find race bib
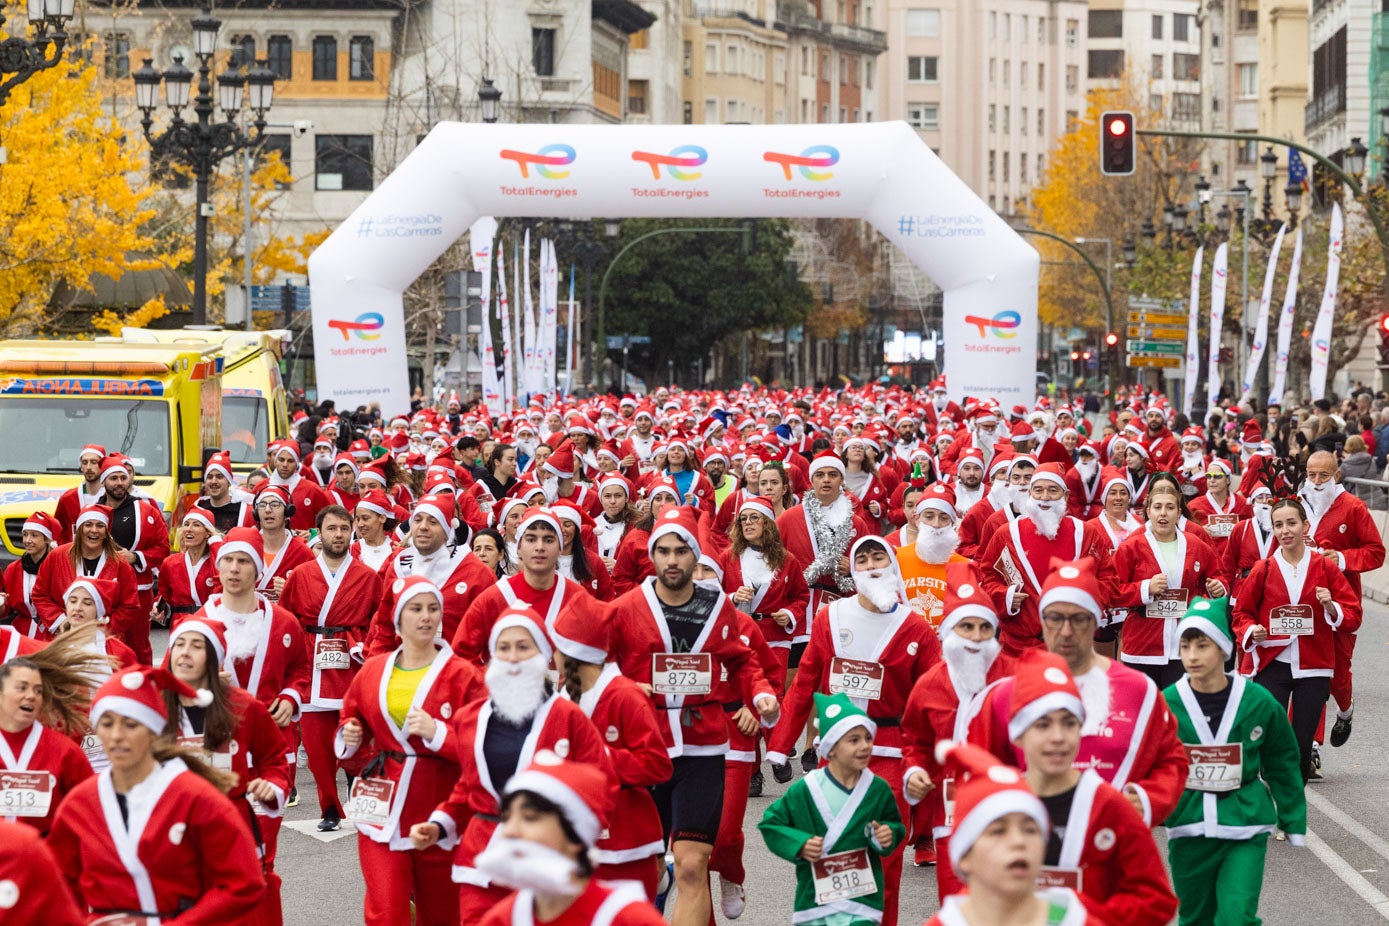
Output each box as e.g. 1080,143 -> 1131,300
995,548 -> 1023,587
80,731 -> 104,762
176,735 -> 233,771
1149,588 -> 1190,619
828,657 -> 884,700
651,654 -> 713,696
315,637 -> 352,671
0,770 -> 53,818
346,776 -> 396,827
812,848 -> 877,905
942,778 -> 956,828
1205,515 -> 1237,539
1185,743 -> 1242,792
1270,604 -> 1315,636
1037,866 -> 1084,893
91,917 -> 150,926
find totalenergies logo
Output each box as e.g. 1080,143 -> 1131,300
1313,338 -> 1330,353
764,145 -> 839,181
499,144 -> 576,179
631,145 -> 708,180
964,311 -> 1022,339
328,312 -> 385,341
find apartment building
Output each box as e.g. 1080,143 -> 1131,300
1198,0 -> 1260,192
1085,0 -> 1201,129
1258,0 -> 1308,155
1306,0 -> 1376,177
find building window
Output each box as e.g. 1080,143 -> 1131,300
821,103 -> 830,122
628,79 -> 648,114
839,54 -> 847,84
706,43 -> 718,73
1037,109 -> 1044,134
1173,13 -> 1195,42
907,104 -> 940,129
1088,10 -> 1122,38
1149,93 -> 1165,113
906,9 -> 940,37
104,32 -> 130,79
989,58 -> 996,83
315,135 -> 372,191
801,46 -> 810,75
1002,106 -> 1010,134
705,99 -> 718,123
1037,154 -> 1044,176
1065,65 -> 1078,92
1037,16 -> 1046,44
1151,54 -> 1164,79
1020,62 -> 1028,87
229,34 -> 255,68
1002,13 -> 1010,41
1002,152 -> 1010,182
312,36 -> 337,81
865,59 -> 874,89
349,36 -> 374,81
1065,110 -> 1079,131
1173,53 -> 1199,81
1087,50 -> 1124,79
683,100 -> 692,124
1171,93 -> 1201,121
267,35 -> 293,79
728,45 -> 740,76
821,52 -> 830,80
839,106 -> 847,122
1152,14 -> 1163,39
1020,106 -> 1028,135
532,28 -> 556,76
1037,62 -> 1044,90
989,12 -> 996,39
775,53 -> 785,84
988,150 -> 996,181
1020,153 -> 1028,184
1003,61 -> 1010,86
1236,140 -> 1256,163
908,56 -> 938,82
258,134 -> 293,189
1237,0 -> 1258,30
988,104 -> 996,132
1065,19 -> 1078,47
1237,62 -> 1258,97
683,41 -> 692,77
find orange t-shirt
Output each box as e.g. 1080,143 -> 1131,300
895,547 -> 969,627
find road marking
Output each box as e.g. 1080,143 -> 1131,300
281,819 -> 355,844
1306,830 -> 1389,921
1309,791 -> 1389,862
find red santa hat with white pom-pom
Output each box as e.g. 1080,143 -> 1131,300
934,739 -> 1050,871
90,666 -> 212,735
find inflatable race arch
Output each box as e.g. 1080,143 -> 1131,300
307,122 -> 1039,415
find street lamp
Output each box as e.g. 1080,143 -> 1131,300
1260,146 -> 1278,182
0,0 -> 76,106
133,7 -> 276,325
1121,237 -> 1137,268
1345,137 -> 1368,178
478,77 -> 501,123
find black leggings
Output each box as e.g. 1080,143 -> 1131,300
1255,661 -> 1332,782
1126,659 -> 1186,691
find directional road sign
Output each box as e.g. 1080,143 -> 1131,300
1126,311 -> 1188,327
1127,340 -> 1185,355
1128,325 -> 1188,340
1127,355 -> 1183,369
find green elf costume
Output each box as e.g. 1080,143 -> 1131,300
1162,597 -> 1307,926
759,692 -> 906,925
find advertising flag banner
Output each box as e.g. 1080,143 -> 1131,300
1240,224 -> 1286,403
1309,204 -> 1342,401
1207,243 -> 1228,409
1269,227 -> 1303,407
470,217 -> 500,415
1183,246 -> 1203,418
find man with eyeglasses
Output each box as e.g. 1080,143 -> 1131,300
1187,459 -> 1251,550
252,484 -> 315,602
968,558 -> 1189,828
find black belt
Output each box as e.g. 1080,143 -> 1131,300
476,811 -> 501,823
93,905 -> 186,918
362,748 -> 447,778
305,625 -> 356,635
722,699 -> 744,712
870,716 -> 901,728
169,604 -> 200,614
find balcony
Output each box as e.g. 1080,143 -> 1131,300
686,0 -> 769,27
778,10 -> 888,55
1305,83 -> 1346,133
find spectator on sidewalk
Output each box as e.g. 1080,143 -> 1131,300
1341,436 -> 1386,510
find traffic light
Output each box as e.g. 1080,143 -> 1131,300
1100,111 -> 1135,176
1104,332 -> 1119,347
1378,314 -> 1389,368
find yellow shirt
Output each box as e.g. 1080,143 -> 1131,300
895,547 -> 969,627
386,663 -> 430,726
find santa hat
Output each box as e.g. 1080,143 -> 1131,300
78,443 -> 107,463
21,511 -> 58,543
935,739 -> 1049,870
413,493 -> 459,532
503,751 -> 613,847
494,497 -> 529,529
96,455 -> 129,486
738,495 -> 777,523
1008,420 -> 1036,443
957,447 -> 985,471
356,489 -> 394,520
939,561 -> 999,636
551,499 -> 595,531
543,444 -> 576,479
333,452 -> 360,476
181,506 -> 217,534
647,476 -> 683,504
647,507 -> 701,559
1007,650 -> 1084,740
356,466 -> 389,488
1100,466 -> 1129,500
808,450 -> 846,478
63,578 -> 118,626
551,602 -> 608,665
255,483 -> 293,509
970,406 -> 999,426
1126,441 -> 1150,460
168,616 -> 229,667
391,576 -> 445,630
1037,558 -> 1104,622
595,473 -> 631,498
1177,596 -> 1233,657
915,482 -> 957,520
217,527 -> 266,577
424,471 -> 456,496
269,439 -> 301,462
814,691 -> 877,759
313,436 -> 334,451
1241,419 -> 1264,444
986,453 -> 1014,480
848,535 -> 902,582
74,504 -> 112,531
1028,462 -> 1068,491
91,666 -> 212,735
517,506 -> 562,538
489,604 -> 553,662
1180,427 -> 1205,444
204,450 -> 235,483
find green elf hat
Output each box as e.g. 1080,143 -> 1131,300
814,691 -> 877,759
1176,596 -> 1232,657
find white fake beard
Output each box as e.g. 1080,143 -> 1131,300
1302,482 -> 1335,516
941,631 -> 1000,697
541,476 -> 560,505
1075,669 -> 1111,738
853,568 -> 902,612
987,482 -> 1012,508
1008,485 -> 1030,508
313,451 -> 333,469
516,438 -> 538,457
1240,446 -> 1254,464
474,837 -> 582,897
486,654 -> 550,725
1075,459 -> 1099,483
1254,504 -> 1273,532
1181,450 -> 1205,469
915,524 -> 960,565
1024,497 -> 1065,540
976,429 -> 997,450
223,610 -> 265,663
933,395 -> 948,411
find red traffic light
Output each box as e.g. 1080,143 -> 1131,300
1099,111 -> 1135,176
1105,332 -> 1119,346
1082,351 -> 1093,360
1070,351 -> 1080,360
1108,118 -> 1129,137
1380,313 -> 1389,333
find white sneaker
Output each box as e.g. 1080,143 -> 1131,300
719,875 -> 745,919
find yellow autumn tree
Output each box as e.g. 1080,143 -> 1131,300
0,44 -> 163,336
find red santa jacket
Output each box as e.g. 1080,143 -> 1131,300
977,516 -> 1118,655
1141,427 -> 1181,473
336,646 -> 484,849
53,484 -> 102,545
200,594 -> 312,719
776,498 -> 873,631
1220,517 -> 1276,600
0,626 -> 45,663
957,491 -> 1009,560
47,761 -> 266,921
1231,551 -> 1362,677
2,555 -> 46,638
431,694 -> 610,887
971,658 -> 1189,825
366,542 -> 498,656
478,879 -> 665,926
156,549 -> 221,617
1186,491 -> 1252,549
721,607 -> 788,745
765,597 -> 943,764
611,527 -> 653,595
721,547 -> 810,646
609,579 -> 777,758
327,486 -> 360,512
1039,770 -> 1179,926
108,496 -> 169,593
280,554 -> 383,709
1113,527 -> 1227,665
256,534 -> 316,595
0,819 -> 86,925
1305,487 -> 1386,598
0,720 -> 92,835
571,664 -> 672,866
268,474 -> 330,532
174,685 -> 293,827
31,547 -> 142,645
451,572 -> 606,667
1065,466 -> 1105,521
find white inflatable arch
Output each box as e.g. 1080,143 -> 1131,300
308,122 -> 1038,414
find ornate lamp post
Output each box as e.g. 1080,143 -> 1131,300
0,0 -> 75,105
478,77 -> 501,123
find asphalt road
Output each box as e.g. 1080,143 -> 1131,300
174,599 -> 1389,925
